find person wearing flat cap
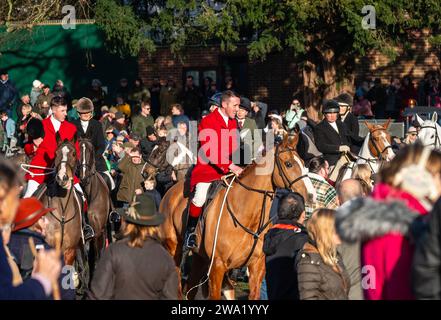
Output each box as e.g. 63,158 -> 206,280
72,97 -> 115,192
89,193 -> 179,300
313,99 -> 352,167
8,198 -> 75,299
235,96 -> 263,166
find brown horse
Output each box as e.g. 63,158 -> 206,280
159,134 -> 314,300
37,137 -> 82,267
78,138 -> 110,264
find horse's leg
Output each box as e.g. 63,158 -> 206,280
208,258 -> 227,300
247,255 -> 265,300
64,248 -> 76,266
222,275 -> 236,300
185,254 -> 208,300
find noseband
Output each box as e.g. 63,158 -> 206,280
420,125 -> 440,148
275,144 -> 308,189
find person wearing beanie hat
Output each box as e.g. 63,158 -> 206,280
89,193 -> 178,299
72,97 -> 115,191
313,99 -> 352,167
334,92 -> 362,153
117,147 -> 146,207
7,198 -> 75,300
30,80 -> 43,107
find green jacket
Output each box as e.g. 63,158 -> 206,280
117,155 -> 146,203
131,114 -> 154,138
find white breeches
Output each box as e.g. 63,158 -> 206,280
192,182 -> 212,207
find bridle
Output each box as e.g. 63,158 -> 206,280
420,124 -> 440,148
368,127 -> 393,161
274,143 -> 309,189
78,140 -> 96,187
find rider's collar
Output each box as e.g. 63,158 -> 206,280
217,108 -> 229,126
50,115 -> 62,132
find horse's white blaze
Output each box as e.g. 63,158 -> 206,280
293,155 -> 317,203
82,143 -> 86,177
58,145 -> 69,181
380,131 -> 395,160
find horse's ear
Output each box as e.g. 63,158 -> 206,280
383,118 -> 392,129
432,112 -> 438,123
364,121 -> 372,131
289,133 -> 300,148
56,132 -> 62,146
415,114 -> 424,126
281,133 -> 289,147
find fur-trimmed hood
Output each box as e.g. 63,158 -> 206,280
335,197 -> 420,243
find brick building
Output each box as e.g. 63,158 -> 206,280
138,35 -> 440,113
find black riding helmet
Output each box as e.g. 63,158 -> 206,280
26,118 -> 45,140
322,99 -> 340,114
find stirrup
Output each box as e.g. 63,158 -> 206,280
184,231 -> 197,249
83,224 -> 95,241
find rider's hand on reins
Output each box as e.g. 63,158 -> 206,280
228,163 -> 244,177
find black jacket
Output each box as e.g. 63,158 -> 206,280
313,119 -> 351,166
73,119 -> 107,172
263,220 -> 308,300
8,229 -> 75,300
342,112 -> 363,152
140,138 -> 159,162
88,237 -> 178,300
412,198 -> 441,299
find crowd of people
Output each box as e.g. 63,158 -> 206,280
2,66 -> 441,300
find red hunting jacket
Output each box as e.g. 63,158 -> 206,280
25,117 -> 80,184
190,109 -> 238,190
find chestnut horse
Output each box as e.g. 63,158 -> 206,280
37,137 -> 82,267
78,138 -> 110,266
159,134 -> 314,299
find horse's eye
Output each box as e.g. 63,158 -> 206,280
285,161 -> 292,168
431,134 -> 435,139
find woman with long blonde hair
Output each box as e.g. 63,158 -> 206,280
351,163 -> 373,195
297,209 -> 350,300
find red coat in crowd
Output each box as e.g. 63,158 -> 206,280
190,108 -> 238,190
25,116 -> 80,184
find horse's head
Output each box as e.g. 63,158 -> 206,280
364,119 -> 395,161
78,137 -> 95,181
272,133 -> 316,204
142,137 -> 171,180
418,113 -> 441,149
54,133 -> 77,189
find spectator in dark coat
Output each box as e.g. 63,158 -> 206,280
180,75 -> 202,120
366,78 -> 388,118
0,159 -> 61,299
0,69 -> 18,115
140,126 -> 159,161
263,192 -> 309,300
297,209 -> 350,300
412,197 -> 441,299
89,193 -> 179,299
170,103 -> 190,128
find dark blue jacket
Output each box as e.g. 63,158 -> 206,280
0,232 -> 48,300
0,80 -> 18,113
8,229 -> 76,300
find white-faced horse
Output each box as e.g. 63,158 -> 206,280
332,120 -> 395,186
416,113 -> 441,149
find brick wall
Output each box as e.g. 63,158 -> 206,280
138,38 -> 440,113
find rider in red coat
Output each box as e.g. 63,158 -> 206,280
185,90 -> 244,249
22,96 -> 94,240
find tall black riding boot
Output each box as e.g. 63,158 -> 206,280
184,215 -> 199,249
